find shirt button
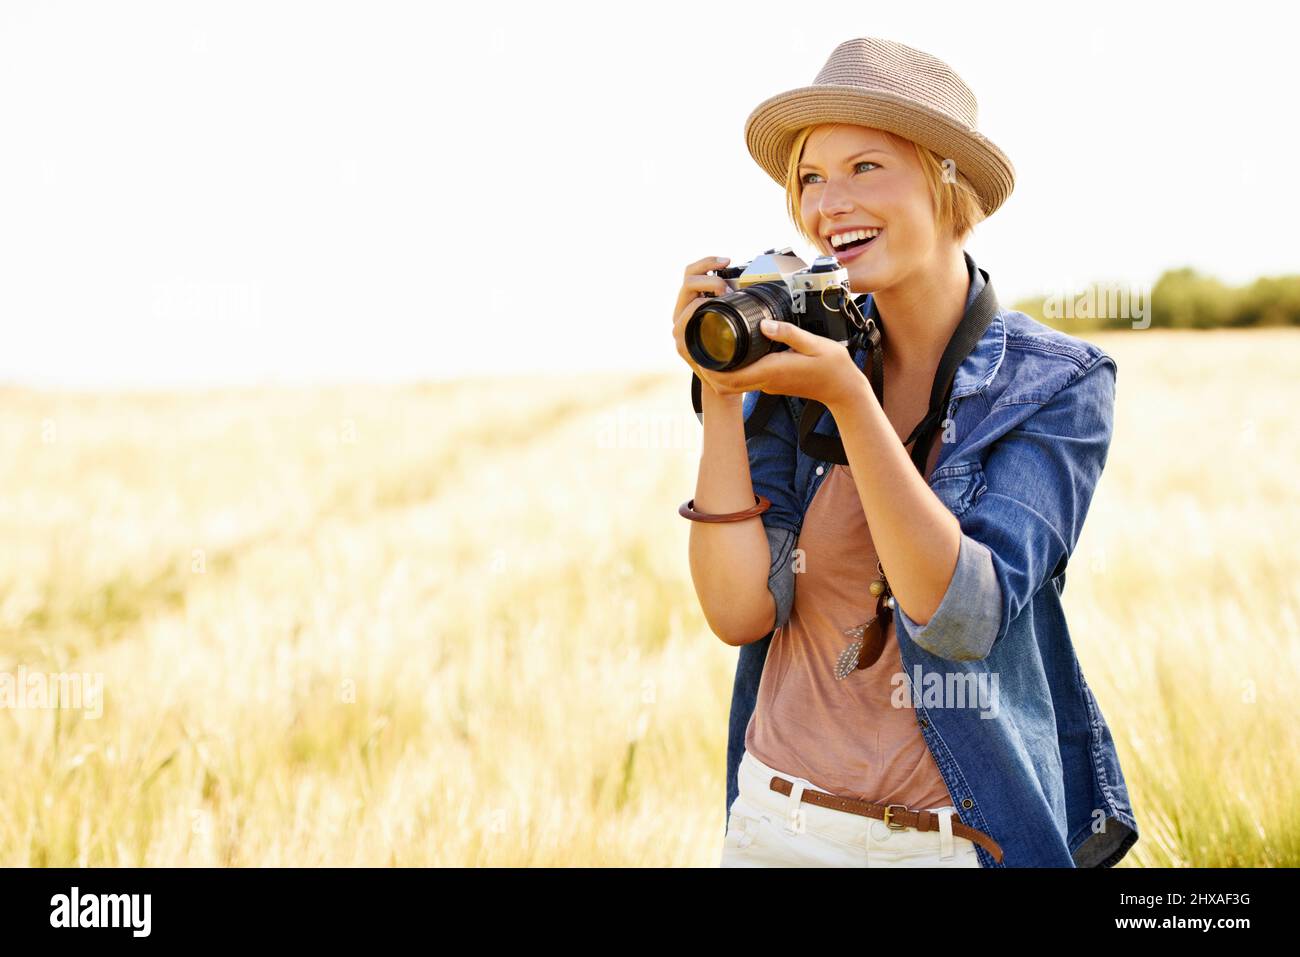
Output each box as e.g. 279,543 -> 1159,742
816,466 -> 824,475
961,798 -> 974,810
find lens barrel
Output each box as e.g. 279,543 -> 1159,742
685,282 -> 792,371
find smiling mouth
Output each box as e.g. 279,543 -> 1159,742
828,229 -> 883,256
829,231 -> 881,260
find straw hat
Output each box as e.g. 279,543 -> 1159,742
744,37 -> 1015,218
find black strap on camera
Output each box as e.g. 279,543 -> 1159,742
691,258 -> 1000,475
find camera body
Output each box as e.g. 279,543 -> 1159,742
685,247 -> 862,371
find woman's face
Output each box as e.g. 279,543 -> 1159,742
797,123 -> 944,293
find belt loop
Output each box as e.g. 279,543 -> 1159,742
785,779 -> 807,835
938,807 -> 955,860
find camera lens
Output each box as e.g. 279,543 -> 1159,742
686,282 -> 792,371
697,311 -> 737,365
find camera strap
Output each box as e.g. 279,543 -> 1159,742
691,259 -> 999,475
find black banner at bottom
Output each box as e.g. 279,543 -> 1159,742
0,865 -> 1285,942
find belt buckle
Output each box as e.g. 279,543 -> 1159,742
882,803 -> 909,830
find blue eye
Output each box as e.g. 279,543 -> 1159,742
800,161 -> 878,186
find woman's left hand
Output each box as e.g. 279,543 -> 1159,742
702,318 -> 865,410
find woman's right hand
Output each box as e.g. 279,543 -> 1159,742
672,256 -> 746,403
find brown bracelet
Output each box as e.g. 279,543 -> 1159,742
678,494 -> 771,523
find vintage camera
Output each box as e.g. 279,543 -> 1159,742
685,247 -> 863,371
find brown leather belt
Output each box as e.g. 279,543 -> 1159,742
767,775 -> 1005,864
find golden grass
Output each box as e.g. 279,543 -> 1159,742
1,330 -> 1297,866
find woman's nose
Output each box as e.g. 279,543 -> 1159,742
818,178 -> 855,217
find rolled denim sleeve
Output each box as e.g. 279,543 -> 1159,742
742,390 -> 802,633
894,533 -> 1002,660
895,356 -> 1117,661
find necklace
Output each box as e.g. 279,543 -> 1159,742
833,558 -> 896,680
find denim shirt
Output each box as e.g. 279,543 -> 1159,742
724,251 -> 1139,867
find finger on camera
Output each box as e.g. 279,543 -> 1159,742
675,279 -> 726,317
676,259 -> 730,312
681,274 -> 730,298
684,255 -> 729,278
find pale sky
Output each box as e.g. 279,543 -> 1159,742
1,0 -> 1295,389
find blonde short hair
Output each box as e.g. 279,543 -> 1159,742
783,125 -> 985,249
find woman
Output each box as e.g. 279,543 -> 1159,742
672,38 -> 1139,867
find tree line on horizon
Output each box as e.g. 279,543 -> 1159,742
1013,267 -> 1300,332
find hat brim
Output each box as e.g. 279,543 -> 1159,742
744,84 -> 1015,218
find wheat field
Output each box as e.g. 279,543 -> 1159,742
1,329 -> 1297,866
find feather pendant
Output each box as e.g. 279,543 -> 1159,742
833,594 -> 889,679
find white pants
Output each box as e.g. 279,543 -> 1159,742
720,749 -> 982,867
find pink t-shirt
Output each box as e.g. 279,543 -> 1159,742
744,439 -> 953,809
